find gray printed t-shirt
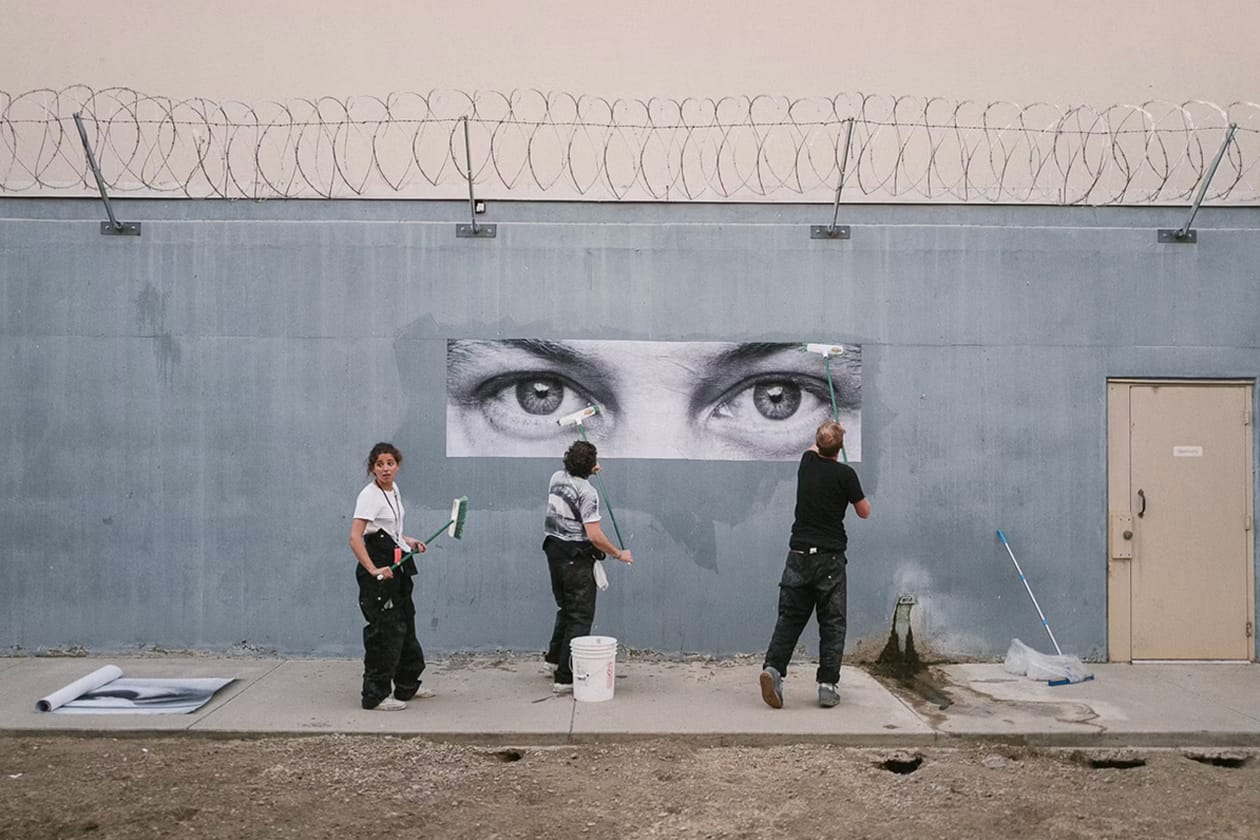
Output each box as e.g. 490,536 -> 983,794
544,469 -> 601,541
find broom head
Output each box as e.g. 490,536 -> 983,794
448,496 -> 468,539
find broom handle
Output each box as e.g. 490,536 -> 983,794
376,545 -> 419,578
997,530 -> 1062,655
423,520 -> 454,544
385,548 -> 418,573
388,523 -> 449,570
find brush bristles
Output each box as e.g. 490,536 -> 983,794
448,496 -> 469,539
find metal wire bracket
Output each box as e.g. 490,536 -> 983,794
456,116 -> 496,239
1157,228 -> 1197,244
1159,122 -> 1238,244
811,118 -> 855,241
810,224 -> 851,240
73,113 -> 140,236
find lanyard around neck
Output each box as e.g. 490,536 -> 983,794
377,482 -> 401,541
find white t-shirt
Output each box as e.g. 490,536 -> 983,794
544,470 -> 600,542
353,481 -> 406,547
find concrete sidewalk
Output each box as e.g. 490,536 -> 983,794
3,655 -> 1259,747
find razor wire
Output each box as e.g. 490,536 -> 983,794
2,85 -> 1258,204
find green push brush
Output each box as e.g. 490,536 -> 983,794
377,496 -> 468,578
425,495 -> 469,544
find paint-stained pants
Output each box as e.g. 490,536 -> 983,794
763,550 -> 848,685
543,536 -> 597,685
357,569 -> 426,709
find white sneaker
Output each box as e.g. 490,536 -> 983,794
552,682 -> 573,695
409,688 -> 435,700
372,696 -> 407,711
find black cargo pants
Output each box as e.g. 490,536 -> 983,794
543,535 -> 598,685
357,532 -> 426,709
763,548 -> 848,685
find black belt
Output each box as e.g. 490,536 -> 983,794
790,546 -> 840,555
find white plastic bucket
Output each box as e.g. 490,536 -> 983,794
570,635 -> 618,702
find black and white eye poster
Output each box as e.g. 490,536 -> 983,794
446,339 -> 861,461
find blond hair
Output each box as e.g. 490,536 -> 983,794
815,421 -> 845,458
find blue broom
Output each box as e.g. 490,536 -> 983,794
997,529 -> 1094,685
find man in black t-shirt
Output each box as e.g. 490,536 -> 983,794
760,420 -> 871,709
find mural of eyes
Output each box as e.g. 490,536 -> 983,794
446,339 -> 863,460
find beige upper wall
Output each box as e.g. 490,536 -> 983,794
3,0 -> 1258,105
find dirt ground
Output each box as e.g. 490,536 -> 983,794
3,735 -> 1259,840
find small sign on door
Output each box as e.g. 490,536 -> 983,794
1173,445 -> 1204,457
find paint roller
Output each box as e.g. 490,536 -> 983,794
556,405 -> 600,427
803,343 -> 845,358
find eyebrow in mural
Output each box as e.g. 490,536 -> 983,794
446,339 -> 862,461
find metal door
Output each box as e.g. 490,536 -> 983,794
1107,381 -> 1254,660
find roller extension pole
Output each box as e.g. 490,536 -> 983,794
577,424 -> 625,549
802,343 -> 849,463
556,405 -> 625,549
823,355 -> 849,464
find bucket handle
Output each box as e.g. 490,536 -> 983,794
568,654 -> 590,682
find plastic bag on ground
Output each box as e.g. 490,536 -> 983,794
1003,638 -> 1094,685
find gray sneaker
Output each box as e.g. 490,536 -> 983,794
818,682 -> 840,708
759,666 -> 784,709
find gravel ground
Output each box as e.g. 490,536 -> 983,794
3,735 -> 1258,839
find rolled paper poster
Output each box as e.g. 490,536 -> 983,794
36,664 -> 123,712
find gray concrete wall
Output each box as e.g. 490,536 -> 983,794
3,199 -> 1258,660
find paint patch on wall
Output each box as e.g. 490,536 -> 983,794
446,339 -> 862,461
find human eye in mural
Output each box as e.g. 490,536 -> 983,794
446,339 -> 861,461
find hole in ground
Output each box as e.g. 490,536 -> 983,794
1070,750 -> 1146,770
1086,757 -> 1146,770
490,749 -> 523,763
1186,754 -> 1251,769
882,755 -> 923,775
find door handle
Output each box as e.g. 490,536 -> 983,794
1137,489 -> 1146,518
